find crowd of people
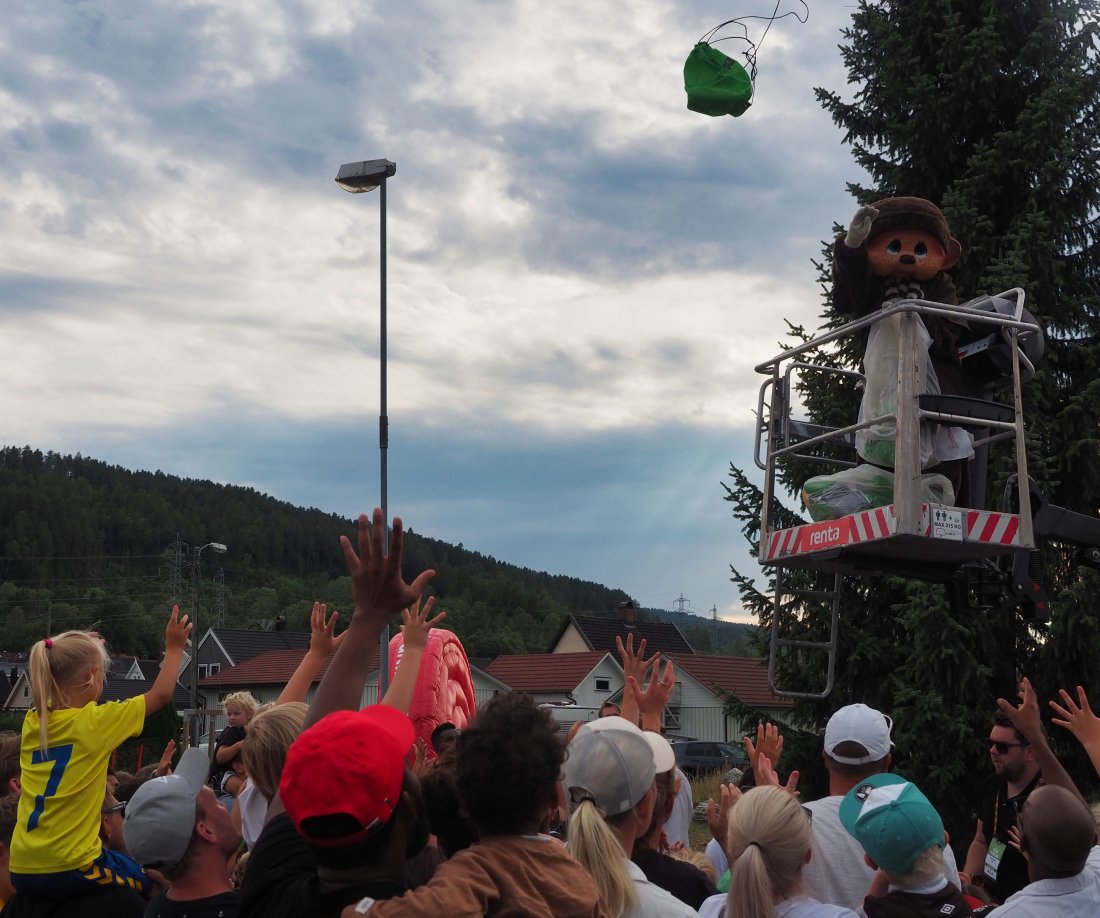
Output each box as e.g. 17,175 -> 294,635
1,507 -> 1100,917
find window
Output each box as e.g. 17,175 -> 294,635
594,677 -> 611,692
208,663 -> 220,675
197,664 -> 208,679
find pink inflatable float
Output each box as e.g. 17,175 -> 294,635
387,627 -> 476,753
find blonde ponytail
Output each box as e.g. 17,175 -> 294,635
566,799 -> 637,918
726,786 -> 812,918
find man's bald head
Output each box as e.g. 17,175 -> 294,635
1020,785 -> 1095,880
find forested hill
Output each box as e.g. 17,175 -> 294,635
0,447 -> 756,658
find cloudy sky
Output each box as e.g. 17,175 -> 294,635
1,1 -> 867,623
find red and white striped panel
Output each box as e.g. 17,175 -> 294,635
761,526 -> 801,562
965,510 -> 1020,545
847,505 -> 896,544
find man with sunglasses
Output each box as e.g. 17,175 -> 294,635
961,710 -> 1043,904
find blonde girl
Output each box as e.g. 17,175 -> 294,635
713,785 -> 857,918
10,607 -> 191,897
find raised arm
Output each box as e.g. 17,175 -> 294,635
615,633 -> 659,727
381,596 -> 446,714
144,606 -> 192,714
304,510 -> 434,730
996,676 -> 1086,806
276,602 -> 345,705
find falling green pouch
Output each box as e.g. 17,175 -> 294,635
683,42 -> 753,117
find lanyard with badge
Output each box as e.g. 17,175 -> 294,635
983,787 -> 1009,883
983,780 -> 1042,883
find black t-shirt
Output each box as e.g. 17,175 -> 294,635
977,771 -> 1043,903
144,892 -> 240,918
209,726 -> 247,788
238,813 -> 404,918
632,848 -> 718,910
1,888 -> 146,918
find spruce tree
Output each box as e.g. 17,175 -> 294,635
726,0 -> 1100,836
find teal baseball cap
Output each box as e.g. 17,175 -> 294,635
839,773 -> 945,874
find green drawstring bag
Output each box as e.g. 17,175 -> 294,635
683,42 -> 753,117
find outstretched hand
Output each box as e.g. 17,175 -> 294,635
341,510 -> 435,624
155,739 -> 177,777
401,595 -> 447,651
628,659 -> 676,731
996,676 -> 1043,743
616,633 -> 659,725
707,782 -> 743,846
755,753 -> 800,796
1050,685 -> 1100,750
308,602 -> 344,658
164,605 -> 193,653
746,721 -> 784,774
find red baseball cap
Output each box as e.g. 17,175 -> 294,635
280,704 -> 414,847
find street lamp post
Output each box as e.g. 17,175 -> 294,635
336,158 -> 397,695
190,540 -> 227,746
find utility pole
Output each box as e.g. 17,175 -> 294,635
673,594 -> 691,615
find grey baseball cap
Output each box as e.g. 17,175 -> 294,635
123,747 -> 209,869
564,725 -> 656,817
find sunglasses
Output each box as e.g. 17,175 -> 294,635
989,740 -> 1028,754
101,801 -> 126,816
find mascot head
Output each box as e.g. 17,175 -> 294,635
864,196 -> 961,282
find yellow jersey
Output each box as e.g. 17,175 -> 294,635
11,695 -> 146,874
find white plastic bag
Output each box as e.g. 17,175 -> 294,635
855,313 -> 938,468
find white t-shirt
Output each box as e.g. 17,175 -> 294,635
666,767 -> 694,848
705,836 -> 729,882
625,858 -> 699,917
991,869 -> 1100,918
801,795 -> 959,909
237,778 -> 270,850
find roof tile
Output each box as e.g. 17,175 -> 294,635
485,652 -> 612,693
198,647 -> 369,690
667,654 -> 792,707
210,628 -> 311,665
562,614 -> 695,656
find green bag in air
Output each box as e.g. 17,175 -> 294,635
683,42 -> 753,117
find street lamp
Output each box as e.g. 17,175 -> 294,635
336,157 -> 396,695
190,540 -> 227,747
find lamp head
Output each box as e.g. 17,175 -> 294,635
210,542 -> 228,554
336,159 -> 397,193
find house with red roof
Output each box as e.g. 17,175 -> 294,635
484,651 -> 624,725
661,653 -> 793,742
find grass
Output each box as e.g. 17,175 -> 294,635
687,770 -> 729,851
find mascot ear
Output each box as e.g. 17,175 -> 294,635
943,235 -> 962,270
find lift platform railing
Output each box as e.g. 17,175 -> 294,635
754,289 -> 1040,550
752,289 -> 1041,699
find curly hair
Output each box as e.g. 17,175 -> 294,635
456,692 -> 563,836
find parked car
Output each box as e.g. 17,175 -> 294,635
670,740 -> 748,777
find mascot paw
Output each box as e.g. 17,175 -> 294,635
844,204 -> 881,248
